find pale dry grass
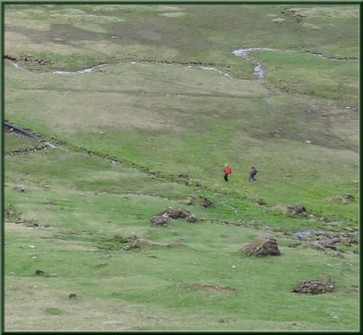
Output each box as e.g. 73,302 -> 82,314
302,22 -> 321,30
4,8 -> 45,19
8,91 -> 186,133
315,104 -> 358,148
5,61 -> 268,134
288,6 -> 358,19
4,17 -> 50,30
159,12 -> 186,18
48,13 -> 124,23
157,5 -> 183,12
4,31 -> 82,55
4,276 -> 168,331
5,274 -> 347,331
4,222 -> 39,234
90,5 -> 122,13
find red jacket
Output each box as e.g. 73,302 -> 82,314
224,166 -> 232,175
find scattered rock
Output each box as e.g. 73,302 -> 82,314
281,8 -> 306,22
272,18 -> 285,24
242,236 -> 281,256
330,250 -> 344,258
311,232 -> 357,250
268,129 -> 282,137
4,204 -> 21,220
152,207 -> 198,224
201,197 -> 213,207
186,214 -> 197,223
319,215 -> 330,222
122,238 -> 152,251
184,197 -> 194,205
256,198 -> 266,205
4,54 -> 17,62
292,229 -> 358,252
272,204 -> 306,216
292,278 -> 337,294
25,221 -> 40,228
311,240 -> 337,250
34,269 -> 57,277
150,213 -> 169,225
184,195 -> 213,207
159,207 -> 191,219
14,185 -> 25,192
330,194 -> 355,203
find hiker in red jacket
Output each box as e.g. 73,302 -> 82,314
223,164 -> 232,182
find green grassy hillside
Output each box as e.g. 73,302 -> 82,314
3,4 -> 359,331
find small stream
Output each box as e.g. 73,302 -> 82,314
49,48 -> 273,80
52,63 -> 108,74
232,47 -> 277,80
7,47 -> 356,81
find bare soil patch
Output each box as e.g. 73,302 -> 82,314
189,283 -> 236,293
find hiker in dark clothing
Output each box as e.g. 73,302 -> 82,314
224,164 -> 232,182
249,166 -> 258,181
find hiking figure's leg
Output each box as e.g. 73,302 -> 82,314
224,174 -> 228,182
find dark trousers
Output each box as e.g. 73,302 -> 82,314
224,174 -> 229,182
249,174 -> 256,181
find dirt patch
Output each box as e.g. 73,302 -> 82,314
189,283 -> 236,293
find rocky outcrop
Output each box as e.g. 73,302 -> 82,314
242,236 -> 281,256
292,278 -> 337,294
151,207 -> 198,225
